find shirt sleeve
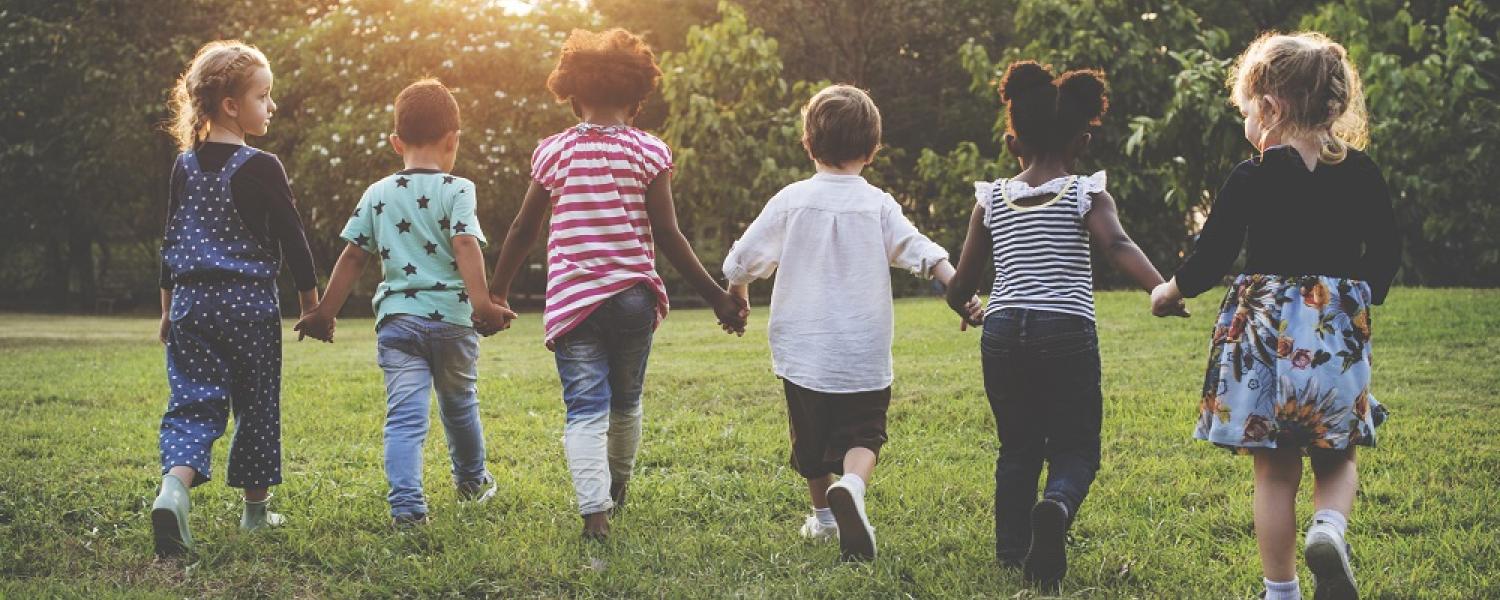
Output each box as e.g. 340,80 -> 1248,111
1174,163 -> 1253,298
723,195 -> 786,286
530,135 -> 561,190
340,184 -> 378,252
1356,160 -> 1400,304
256,154 -> 319,291
882,194 -> 950,279
159,157 -> 184,290
639,136 -> 674,184
447,178 -> 486,246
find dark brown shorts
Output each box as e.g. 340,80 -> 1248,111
783,379 -> 891,479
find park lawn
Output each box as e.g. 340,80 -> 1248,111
0,288 -> 1496,598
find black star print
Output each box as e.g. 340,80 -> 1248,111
442,175 -> 454,184
423,241 -> 438,255
457,291 -> 469,303
402,263 -> 417,275
438,217 -> 451,231
403,289 -> 419,299
373,201 -> 386,215
352,233 -> 370,247
453,221 -> 468,233
396,176 -> 409,188
417,195 -> 430,209
427,310 -> 443,321
396,219 -> 412,233
353,207 -> 361,217
432,282 -> 447,291
380,247 -> 391,260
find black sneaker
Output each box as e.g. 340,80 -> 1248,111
1023,499 -> 1069,586
392,512 -> 429,528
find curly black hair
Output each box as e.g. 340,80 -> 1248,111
546,28 -> 662,117
999,60 -> 1109,158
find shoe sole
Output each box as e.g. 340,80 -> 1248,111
1023,501 -> 1067,585
1306,536 -> 1358,600
826,486 -> 874,561
150,507 -> 188,558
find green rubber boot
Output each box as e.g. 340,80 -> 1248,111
150,475 -> 193,557
240,495 -> 286,531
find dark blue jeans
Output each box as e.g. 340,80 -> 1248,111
980,308 -> 1102,563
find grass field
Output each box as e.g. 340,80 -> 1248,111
1,288 -> 1496,598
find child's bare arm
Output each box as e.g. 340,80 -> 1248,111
946,204 -> 987,313
487,181 -> 550,307
645,176 -> 746,331
158,289 -> 172,344
453,235 -> 515,336
1083,190 -> 1187,317
295,243 -> 369,342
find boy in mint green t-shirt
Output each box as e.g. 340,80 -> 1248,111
297,79 -> 514,525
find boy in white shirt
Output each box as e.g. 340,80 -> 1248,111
724,84 -> 981,561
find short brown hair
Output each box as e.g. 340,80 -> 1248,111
546,28 -> 661,115
394,78 -> 460,146
801,85 -> 882,167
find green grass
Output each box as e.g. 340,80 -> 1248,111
1,288 -> 1496,598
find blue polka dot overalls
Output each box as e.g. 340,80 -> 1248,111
159,146 -> 284,489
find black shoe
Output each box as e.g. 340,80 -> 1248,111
609,478 -> 629,514
1023,499 -> 1068,586
392,512 -> 429,528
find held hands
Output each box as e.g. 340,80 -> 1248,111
472,295 -> 518,337
714,289 -> 750,336
1150,281 -> 1191,318
294,306 -> 337,342
957,295 -> 984,331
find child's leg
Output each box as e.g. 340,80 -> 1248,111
432,327 -> 489,487
604,322 -> 653,495
159,313 -> 233,488
1309,448 -> 1356,516
554,321 -> 616,519
225,316 -> 284,493
1306,448 -> 1358,598
1037,329 -> 1102,519
842,448 -> 877,482
378,319 -> 437,519
1253,447 -> 1304,583
982,343 -> 1046,563
806,474 -> 836,508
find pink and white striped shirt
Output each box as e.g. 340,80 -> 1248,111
531,124 -> 672,343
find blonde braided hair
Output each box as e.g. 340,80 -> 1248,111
166,40 -> 269,151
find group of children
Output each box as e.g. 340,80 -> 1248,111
149,27 -> 1397,600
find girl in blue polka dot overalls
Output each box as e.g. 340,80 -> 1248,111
150,41 -> 321,557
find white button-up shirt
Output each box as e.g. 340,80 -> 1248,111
724,173 -> 950,393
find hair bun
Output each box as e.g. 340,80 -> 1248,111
999,61 -> 1056,104
1056,69 -> 1109,125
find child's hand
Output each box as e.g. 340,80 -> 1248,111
1150,282 -> 1190,318
958,295 -> 984,331
472,299 -> 518,337
158,314 -> 171,345
294,309 -> 336,342
712,290 -> 748,336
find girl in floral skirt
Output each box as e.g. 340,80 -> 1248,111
1150,32 -> 1399,600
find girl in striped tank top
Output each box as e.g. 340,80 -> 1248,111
945,61 -> 1185,586
486,29 -> 748,540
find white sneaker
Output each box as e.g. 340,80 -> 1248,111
799,515 -> 837,541
1305,522 -> 1357,600
825,479 -> 876,561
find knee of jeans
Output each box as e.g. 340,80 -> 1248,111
564,410 -> 609,435
560,371 -> 612,422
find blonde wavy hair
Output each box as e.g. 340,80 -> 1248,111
165,40 -> 270,151
1229,32 -> 1368,165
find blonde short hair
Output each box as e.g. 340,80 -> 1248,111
1230,32 -> 1368,164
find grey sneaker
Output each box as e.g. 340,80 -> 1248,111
150,475 -> 193,558
825,479 -> 876,561
240,495 -> 287,530
456,475 -> 497,504
1305,521 -> 1357,600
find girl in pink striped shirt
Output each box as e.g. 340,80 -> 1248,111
487,28 -> 747,540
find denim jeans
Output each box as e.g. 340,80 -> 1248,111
376,315 -> 490,518
553,284 -> 656,515
980,308 -> 1102,563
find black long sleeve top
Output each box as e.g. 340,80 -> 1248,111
159,142 -> 319,291
1173,146 -> 1400,304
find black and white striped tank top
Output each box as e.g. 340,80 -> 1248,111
981,174 -> 1098,321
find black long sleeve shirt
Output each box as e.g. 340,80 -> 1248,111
159,142 -> 319,291
1174,146 -> 1400,304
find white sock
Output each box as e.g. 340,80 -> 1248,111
814,507 -> 835,526
1264,577 -> 1302,600
839,473 -> 867,497
1312,508 -> 1348,538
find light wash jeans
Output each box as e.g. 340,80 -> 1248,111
377,315 -> 491,518
553,284 -> 655,515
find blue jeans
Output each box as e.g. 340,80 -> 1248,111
376,315 -> 490,518
980,308 -> 1102,563
553,284 -> 656,515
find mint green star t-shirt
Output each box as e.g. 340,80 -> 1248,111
340,169 -> 486,327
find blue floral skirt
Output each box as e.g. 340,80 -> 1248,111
1194,274 -> 1388,454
